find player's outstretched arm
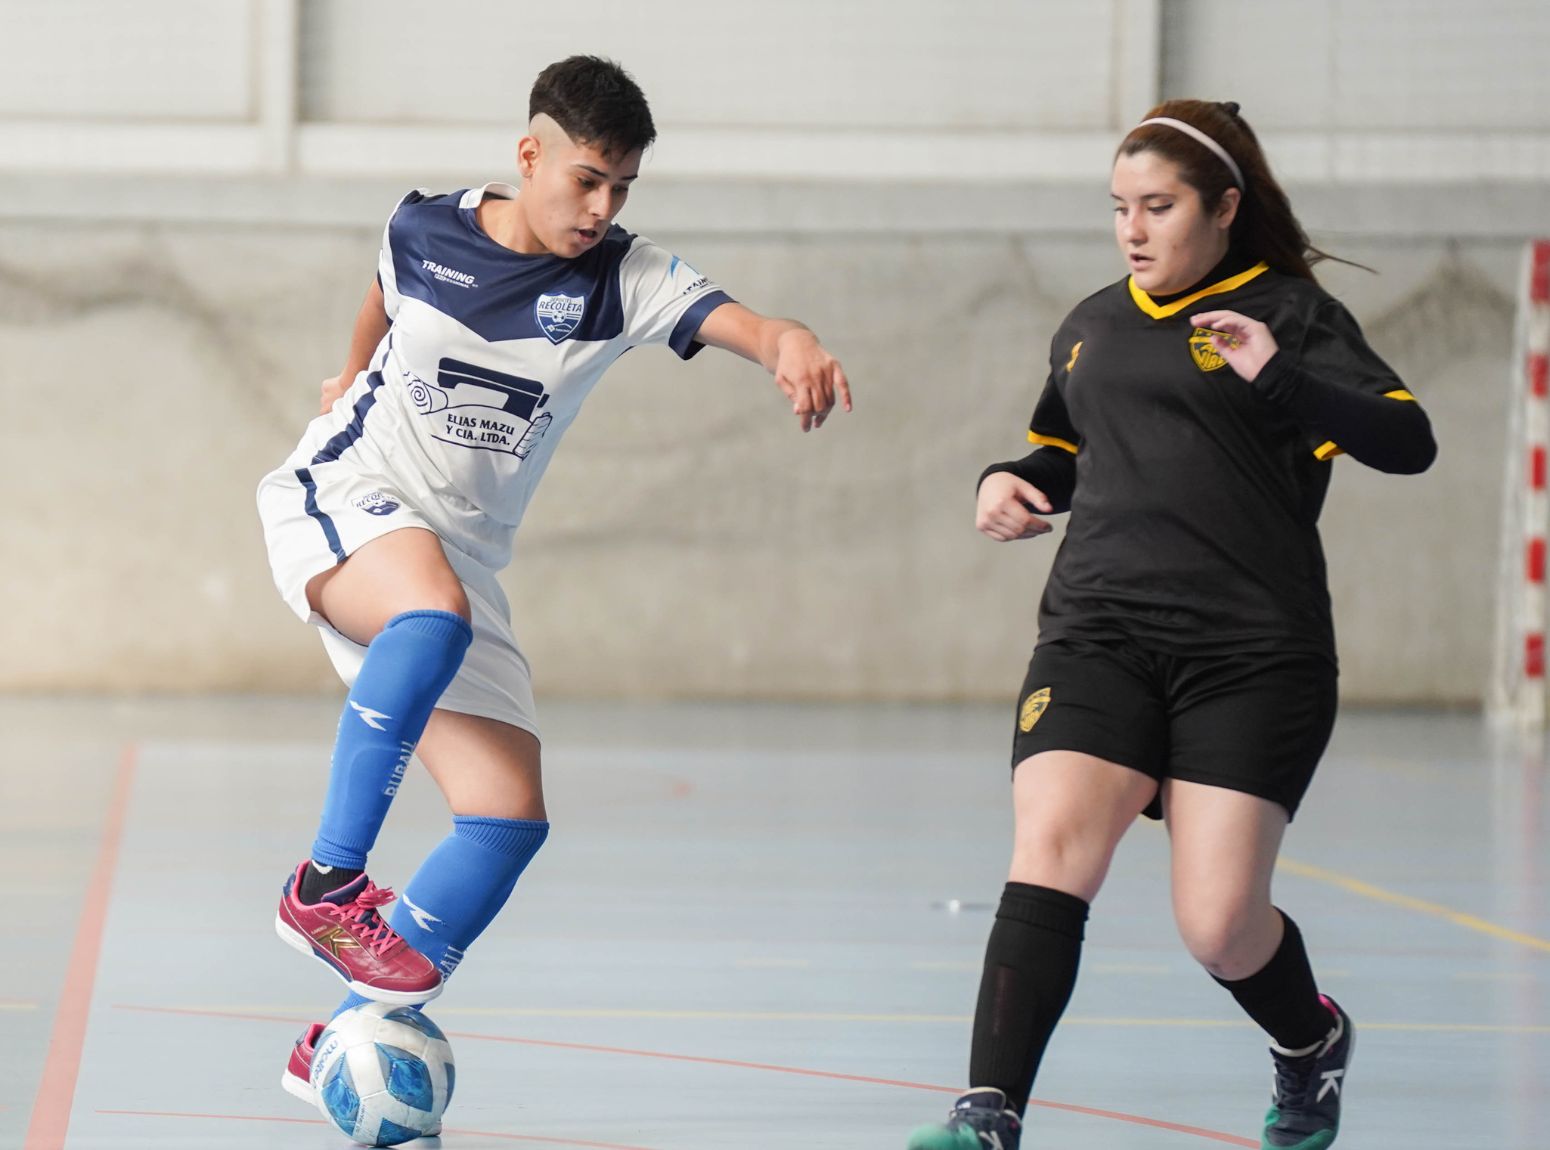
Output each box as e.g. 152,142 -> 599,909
319,279 -> 392,415
693,302 -> 852,432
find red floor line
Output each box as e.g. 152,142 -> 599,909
114,1003 -> 1256,1146
25,745 -> 139,1150
99,1109 -> 664,1149
453,1031 -> 1256,1147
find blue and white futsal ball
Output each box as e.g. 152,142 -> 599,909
310,1003 -> 455,1146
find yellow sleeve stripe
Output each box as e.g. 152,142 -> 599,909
1028,431 -> 1079,455
1314,391 -> 1416,459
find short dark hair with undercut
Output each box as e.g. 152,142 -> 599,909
529,56 -> 656,159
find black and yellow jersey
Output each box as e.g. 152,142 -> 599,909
986,255 -> 1435,658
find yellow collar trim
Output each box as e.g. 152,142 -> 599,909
1128,262 -> 1271,320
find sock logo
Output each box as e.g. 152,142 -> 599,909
401,894 -> 441,934
438,945 -> 465,979
349,701 -> 392,731
383,742 -> 414,796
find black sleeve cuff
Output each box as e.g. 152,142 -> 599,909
977,448 -> 1077,512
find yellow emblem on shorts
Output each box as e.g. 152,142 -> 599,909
1065,341 -> 1083,371
1189,328 -> 1229,373
1019,687 -> 1052,733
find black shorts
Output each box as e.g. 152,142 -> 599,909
1011,636 -> 1338,820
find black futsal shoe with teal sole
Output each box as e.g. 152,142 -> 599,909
907,1088 -> 1022,1150
1262,995 -> 1355,1149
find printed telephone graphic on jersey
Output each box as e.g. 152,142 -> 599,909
409,357 -> 553,459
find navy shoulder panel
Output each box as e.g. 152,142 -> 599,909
389,201 -> 632,344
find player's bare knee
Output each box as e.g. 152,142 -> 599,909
1010,822 -> 1111,898
1174,903 -> 1256,973
452,794 -> 547,822
421,580 -> 471,623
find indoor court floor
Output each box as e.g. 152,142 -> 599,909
5,696 -> 1546,1149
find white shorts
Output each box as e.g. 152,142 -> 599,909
256,461 -> 539,736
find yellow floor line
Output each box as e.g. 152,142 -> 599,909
1088,963 -> 1173,975
1278,857 -> 1550,955
909,961 -> 979,972
387,1009 -> 1550,1035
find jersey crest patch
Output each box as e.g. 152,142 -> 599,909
353,490 -> 401,517
1189,328 -> 1230,373
535,292 -> 586,343
1019,687 -> 1051,733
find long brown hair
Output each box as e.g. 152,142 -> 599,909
1117,99 -> 1345,282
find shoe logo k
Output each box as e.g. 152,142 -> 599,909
401,894 -> 441,934
349,701 -> 392,730
1316,1068 -> 1344,1102
313,925 -> 362,958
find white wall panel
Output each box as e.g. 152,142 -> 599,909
299,0 -> 1119,130
1332,0 -> 1550,130
1162,0 -> 1550,131
0,2 -> 1544,190
0,0 -> 254,120
1160,0 -> 1335,128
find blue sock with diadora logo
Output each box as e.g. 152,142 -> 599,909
308,610 -> 473,873
331,816 -> 549,1017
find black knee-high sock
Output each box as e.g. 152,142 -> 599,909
968,882 -> 1089,1115
1213,910 -> 1332,1051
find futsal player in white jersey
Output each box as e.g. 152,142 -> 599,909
259,56 -> 852,1102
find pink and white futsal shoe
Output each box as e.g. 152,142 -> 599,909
280,1022 -> 327,1105
281,1021 -> 442,1138
275,861 -> 443,1005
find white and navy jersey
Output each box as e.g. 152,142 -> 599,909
284,182 -> 732,570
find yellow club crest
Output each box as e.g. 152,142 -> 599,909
1019,687 -> 1052,733
1065,341 -> 1083,371
1188,328 -> 1230,373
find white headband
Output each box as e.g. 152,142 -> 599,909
1136,117 -> 1244,189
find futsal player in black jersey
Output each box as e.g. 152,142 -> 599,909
908,100 -> 1435,1150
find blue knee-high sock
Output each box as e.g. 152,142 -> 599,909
310,610 -> 473,870
333,816 -> 549,1017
